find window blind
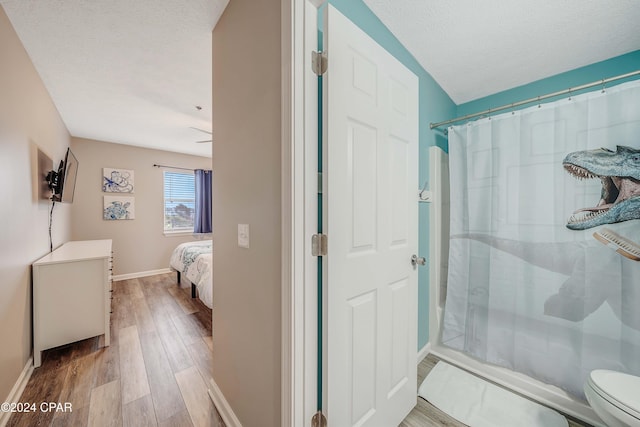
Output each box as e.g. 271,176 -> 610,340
163,171 -> 195,231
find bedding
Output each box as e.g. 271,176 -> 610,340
169,240 -> 213,309
185,252 -> 212,309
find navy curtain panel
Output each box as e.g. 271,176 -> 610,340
194,169 -> 212,233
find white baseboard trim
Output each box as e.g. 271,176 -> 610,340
112,268 -> 172,281
208,377 -> 242,427
417,342 -> 432,364
0,357 -> 34,427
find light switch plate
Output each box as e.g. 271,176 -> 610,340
238,224 -> 250,248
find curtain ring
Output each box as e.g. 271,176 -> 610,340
601,79 -> 606,93
568,88 -> 572,101
537,95 -> 541,108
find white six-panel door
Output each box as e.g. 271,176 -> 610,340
323,5 -> 419,426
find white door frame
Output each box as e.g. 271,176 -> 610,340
283,1 -> 420,425
281,0 -> 323,426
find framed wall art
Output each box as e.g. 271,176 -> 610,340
103,195 -> 135,220
103,168 -> 134,193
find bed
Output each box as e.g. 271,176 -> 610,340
169,240 -> 213,309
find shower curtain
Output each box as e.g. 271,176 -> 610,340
443,79 -> 640,399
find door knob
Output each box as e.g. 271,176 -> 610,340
411,254 -> 426,267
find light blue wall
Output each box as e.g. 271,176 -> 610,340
457,50 -> 640,119
325,0 -> 457,351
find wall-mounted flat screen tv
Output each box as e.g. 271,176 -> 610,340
50,148 -> 79,203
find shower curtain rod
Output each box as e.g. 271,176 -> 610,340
430,69 -> 640,130
153,163 -> 194,171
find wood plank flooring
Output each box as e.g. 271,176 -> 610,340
401,354 -> 594,427
13,272 -> 598,427
9,273 -> 225,427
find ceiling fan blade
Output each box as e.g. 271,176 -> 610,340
195,139 -> 212,143
190,126 -> 212,135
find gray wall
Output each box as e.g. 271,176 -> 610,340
70,137 -> 211,276
0,5 -> 71,402
211,0 -> 282,425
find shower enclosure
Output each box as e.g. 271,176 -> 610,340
428,145 -> 604,425
427,79 -> 640,427
429,147 -> 599,425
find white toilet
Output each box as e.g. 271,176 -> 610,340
584,369 -> 640,427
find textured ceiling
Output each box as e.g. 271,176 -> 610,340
1,0 -> 228,158
2,1 -> 639,156
363,0 -> 640,104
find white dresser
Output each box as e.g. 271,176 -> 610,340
32,239 -> 113,367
